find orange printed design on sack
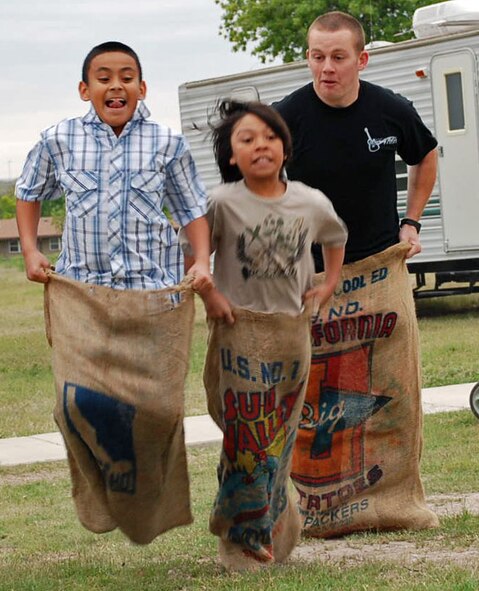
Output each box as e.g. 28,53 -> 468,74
291,343 -> 391,487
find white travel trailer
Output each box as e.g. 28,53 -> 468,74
178,0 -> 479,297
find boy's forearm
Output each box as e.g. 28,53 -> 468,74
16,200 -> 42,253
183,216 -> 211,265
16,199 -> 52,283
184,254 -> 195,273
322,245 -> 345,287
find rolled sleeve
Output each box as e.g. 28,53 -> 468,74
15,139 -> 62,202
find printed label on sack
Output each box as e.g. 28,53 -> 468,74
63,383 -> 137,494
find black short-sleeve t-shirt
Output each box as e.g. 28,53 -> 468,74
274,80 -> 437,269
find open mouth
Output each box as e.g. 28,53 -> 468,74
106,98 -> 126,108
253,156 -> 272,164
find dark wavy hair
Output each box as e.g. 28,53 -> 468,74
82,41 -> 142,83
211,100 -> 292,183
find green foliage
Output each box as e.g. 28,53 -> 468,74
0,191 -> 16,219
215,0 -> 439,63
41,196 -> 66,230
40,196 -> 64,218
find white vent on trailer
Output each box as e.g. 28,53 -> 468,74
413,0 -> 479,39
365,40 -> 394,49
228,86 -> 260,102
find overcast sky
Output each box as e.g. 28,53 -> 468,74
0,0 -> 281,180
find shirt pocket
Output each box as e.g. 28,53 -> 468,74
60,170 -> 99,218
129,170 -> 166,223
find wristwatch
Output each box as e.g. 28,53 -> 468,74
400,217 -> 421,233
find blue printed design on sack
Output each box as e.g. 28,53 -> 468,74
63,382 -> 137,494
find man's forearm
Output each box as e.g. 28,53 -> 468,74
405,148 -> 438,220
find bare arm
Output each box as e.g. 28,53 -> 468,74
400,148 -> 438,259
182,216 -> 213,292
303,245 -> 345,311
198,287 -> 235,325
16,200 -> 51,283
183,220 -> 234,325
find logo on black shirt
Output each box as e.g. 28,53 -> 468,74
364,127 -> 398,153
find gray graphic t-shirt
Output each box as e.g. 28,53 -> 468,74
205,180 -> 347,315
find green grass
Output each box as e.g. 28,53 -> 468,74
416,295 -> 479,387
421,410 -> 479,493
1,260 -> 479,438
0,261 -> 56,437
0,411 -> 478,589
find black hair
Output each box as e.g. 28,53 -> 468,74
211,100 -> 292,183
82,41 -> 143,83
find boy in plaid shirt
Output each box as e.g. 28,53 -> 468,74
16,41 -> 211,292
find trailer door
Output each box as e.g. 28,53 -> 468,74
431,49 -> 479,251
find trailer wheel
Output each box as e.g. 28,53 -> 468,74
470,383 -> 479,419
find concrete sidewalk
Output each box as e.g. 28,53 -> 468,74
0,383 -> 475,468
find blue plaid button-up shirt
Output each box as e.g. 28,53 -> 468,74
16,102 -> 207,290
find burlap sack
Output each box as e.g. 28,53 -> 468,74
291,243 -> 439,537
44,273 -> 194,544
204,307 -> 311,569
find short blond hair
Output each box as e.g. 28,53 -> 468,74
307,11 -> 365,53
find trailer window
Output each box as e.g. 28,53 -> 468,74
445,72 -> 465,131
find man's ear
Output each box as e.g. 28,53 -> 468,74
78,81 -> 90,102
358,50 -> 369,71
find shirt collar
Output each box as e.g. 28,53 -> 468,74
82,101 -> 151,128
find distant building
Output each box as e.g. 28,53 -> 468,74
0,217 -> 62,257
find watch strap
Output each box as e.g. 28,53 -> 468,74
400,217 -> 422,233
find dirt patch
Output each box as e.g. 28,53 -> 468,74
292,493 -> 479,567
0,463 -> 69,486
293,538 -> 479,567
427,492 -> 479,517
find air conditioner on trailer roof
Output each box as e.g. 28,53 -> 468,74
413,0 -> 479,39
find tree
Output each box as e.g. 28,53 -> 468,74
41,197 -> 66,231
0,192 -> 16,219
215,0 -> 438,63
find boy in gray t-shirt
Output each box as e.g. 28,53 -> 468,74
189,100 -> 347,322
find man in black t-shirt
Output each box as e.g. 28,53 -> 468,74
273,12 -> 440,540
274,11 -> 437,270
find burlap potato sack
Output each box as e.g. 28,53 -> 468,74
203,307 -> 311,569
44,273 -> 194,544
291,243 -> 439,537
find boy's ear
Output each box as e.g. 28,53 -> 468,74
139,80 -> 147,100
78,81 -> 90,102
